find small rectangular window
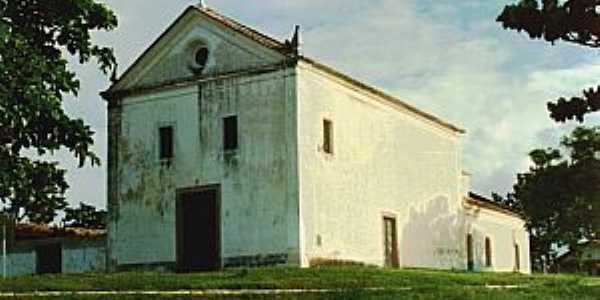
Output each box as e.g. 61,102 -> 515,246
223,116 -> 238,151
159,126 -> 174,160
323,119 -> 333,154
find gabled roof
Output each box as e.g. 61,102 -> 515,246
465,192 -> 525,220
299,57 -> 465,134
104,5 -> 465,134
105,5 -> 293,94
197,6 -> 290,54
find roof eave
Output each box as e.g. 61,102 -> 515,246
298,57 -> 466,135
104,6 -> 199,96
465,192 -> 525,220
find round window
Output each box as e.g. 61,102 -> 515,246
186,41 -> 210,75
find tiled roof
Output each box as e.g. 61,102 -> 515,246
466,192 -> 524,220
194,6 -> 291,54
14,223 -> 105,241
299,57 -> 466,134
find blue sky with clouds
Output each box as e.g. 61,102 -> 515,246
60,0 -> 600,209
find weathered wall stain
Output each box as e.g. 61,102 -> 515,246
2,242 -> 106,277
120,138 -> 175,218
110,67 -> 298,267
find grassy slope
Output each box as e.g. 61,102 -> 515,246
0,267 -> 598,299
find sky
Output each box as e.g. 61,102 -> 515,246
59,0 -> 600,209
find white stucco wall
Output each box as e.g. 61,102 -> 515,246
1,242 -> 105,278
464,205 -> 531,274
62,244 -> 106,274
296,62 -> 466,269
2,251 -> 36,277
112,67 -> 299,268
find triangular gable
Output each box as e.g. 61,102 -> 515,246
103,5 -> 464,135
107,6 -> 294,94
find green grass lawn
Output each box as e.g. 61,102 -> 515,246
0,267 -> 598,299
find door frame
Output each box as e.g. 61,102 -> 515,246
382,213 -> 399,268
466,233 -> 474,271
175,184 -> 222,271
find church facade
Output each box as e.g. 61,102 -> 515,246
101,5 -> 530,273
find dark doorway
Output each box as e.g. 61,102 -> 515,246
383,216 -> 399,268
514,244 -> 520,272
36,243 -> 62,274
467,234 -> 474,271
177,186 -> 220,272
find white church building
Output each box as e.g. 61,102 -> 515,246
101,4 -> 530,274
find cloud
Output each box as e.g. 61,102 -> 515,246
263,0 -> 599,195
53,0 -> 600,210
527,63 -> 600,98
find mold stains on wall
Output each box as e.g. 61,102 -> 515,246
223,151 -> 239,169
106,101 -> 122,272
107,104 -> 122,224
119,138 -> 175,220
112,69 -> 296,269
197,83 -> 203,147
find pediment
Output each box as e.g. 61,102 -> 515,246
109,6 -> 291,93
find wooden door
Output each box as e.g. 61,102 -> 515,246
383,217 -> 399,268
467,234 -> 474,271
177,186 -> 220,272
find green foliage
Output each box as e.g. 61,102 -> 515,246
507,126 -> 600,269
497,0 -> 600,122
0,1 -> 117,223
63,202 -> 107,229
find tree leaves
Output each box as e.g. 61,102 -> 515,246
497,0 -> 600,122
0,1 -> 116,223
498,0 -> 600,47
547,86 -> 600,123
508,126 -> 600,269
63,202 -> 107,229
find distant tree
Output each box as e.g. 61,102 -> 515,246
0,1 -> 117,223
500,127 -> 600,270
63,202 -> 107,229
497,0 -> 600,122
